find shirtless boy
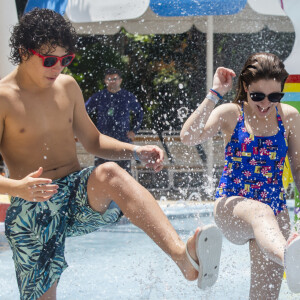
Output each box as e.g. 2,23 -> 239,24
0,8 -> 222,299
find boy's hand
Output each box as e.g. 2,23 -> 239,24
15,167 -> 58,202
136,145 -> 164,172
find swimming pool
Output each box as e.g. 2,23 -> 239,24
0,201 -> 298,299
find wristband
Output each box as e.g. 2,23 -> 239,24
210,88 -> 223,100
133,146 -> 141,161
206,92 -> 219,105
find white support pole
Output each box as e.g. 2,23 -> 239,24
206,16 -> 214,92
206,15 -> 214,195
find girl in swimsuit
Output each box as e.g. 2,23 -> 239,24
181,52 -> 300,299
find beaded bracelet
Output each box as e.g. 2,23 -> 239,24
133,146 -> 141,161
206,92 -> 219,105
210,88 -> 223,100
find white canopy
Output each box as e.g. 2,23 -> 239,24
67,3 -> 293,35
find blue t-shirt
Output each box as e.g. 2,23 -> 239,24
85,89 -> 144,143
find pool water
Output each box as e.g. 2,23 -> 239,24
0,202 -> 298,299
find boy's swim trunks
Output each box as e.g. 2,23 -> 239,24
5,166 -> 122,299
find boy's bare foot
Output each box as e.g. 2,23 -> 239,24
176,228 -> 201,281
176,225 -> 222,289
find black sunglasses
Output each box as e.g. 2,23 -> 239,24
249,92 -> 284,103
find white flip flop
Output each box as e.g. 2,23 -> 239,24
285,233 -> 300,293
186,224 -> 222,289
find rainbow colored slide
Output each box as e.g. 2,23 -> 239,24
283,75 -> 300,223
283,75 -> 300,111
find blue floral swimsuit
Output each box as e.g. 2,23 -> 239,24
215,104 -> 288,215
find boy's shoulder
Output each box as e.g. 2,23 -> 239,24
57,73 -> 77,85
0,77 -> 19,103
55,74 -> 81,95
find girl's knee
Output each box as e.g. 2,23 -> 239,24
249,202 -> 275,222
214,197 -> 254,245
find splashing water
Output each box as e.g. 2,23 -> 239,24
187,192 -> 201,202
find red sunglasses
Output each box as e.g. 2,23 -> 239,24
29,49 -> 75,68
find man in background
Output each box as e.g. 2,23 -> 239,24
85,68 -> 143,174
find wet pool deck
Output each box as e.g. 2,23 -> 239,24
0,198 -> 298,299
0,196 -> 296,227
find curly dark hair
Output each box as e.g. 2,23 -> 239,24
9,8 -> 78,65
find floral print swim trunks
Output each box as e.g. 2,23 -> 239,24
5,166 -> 122,299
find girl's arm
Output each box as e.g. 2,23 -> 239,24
180,67 -> 236,146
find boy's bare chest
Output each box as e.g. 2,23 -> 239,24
7,93 -> 74,136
